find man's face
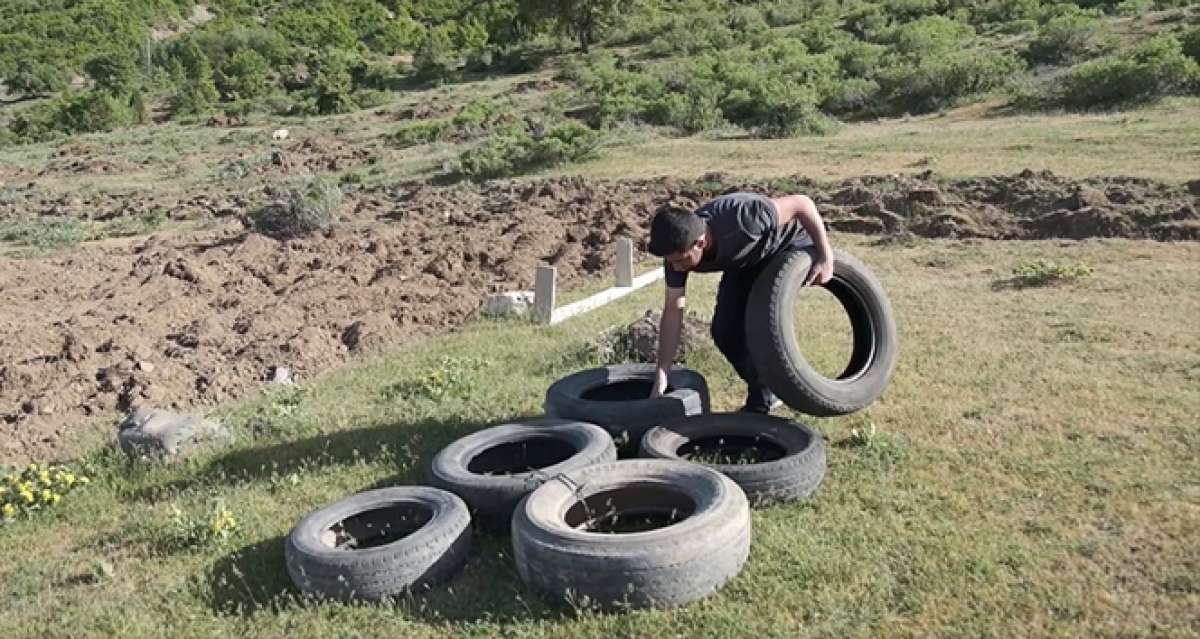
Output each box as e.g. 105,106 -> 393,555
664,238 -> 705,272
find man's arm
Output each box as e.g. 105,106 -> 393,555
651,286 -> 686,397
774,194 -> 835,285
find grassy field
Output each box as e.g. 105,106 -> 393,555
2,234 -> 1197,638
565,98 -> 1200,183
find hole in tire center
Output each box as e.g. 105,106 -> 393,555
677,435 -> 788,465
322,503 -> 432,551
582,380 -> 674,401
467,437 -> 578,475
793,283 -> 861,380
564,483 -> 695,534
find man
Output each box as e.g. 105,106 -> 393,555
647,191 -> 834,413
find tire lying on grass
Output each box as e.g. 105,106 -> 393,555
640,413 -> 826,506
747,247 -> 898,416
544,364 -> 710,450
285,486 -> 471,602
428,418 -> 617,531
512,459 -> 750,610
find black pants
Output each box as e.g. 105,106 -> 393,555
710,238 -> 812,409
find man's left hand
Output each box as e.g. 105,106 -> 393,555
805,254 -> 834,286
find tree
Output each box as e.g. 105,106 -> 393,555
520,0 -> 635,53
312,49 -> 357,114
4,59 -> 67,98
218,49 -> 272,101
84,52 -> 139,95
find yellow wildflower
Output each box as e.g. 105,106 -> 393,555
49,494 -> 61,505
39,471 -> 51,484
79,476 -> 91,485
40,489 -> 53,502
2,503 -> 14,519
21,491 -> 34,504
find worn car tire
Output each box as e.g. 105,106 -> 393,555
428,418 -> 617,531
747,247 -> 898,416
640,413 -> 825,506
544,364 -> 710,450
512,459 -> 750,610
285,487 -> 471,601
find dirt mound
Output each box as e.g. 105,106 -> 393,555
2,170 -> 1197,463
0,177 -> 662,462
797,169 -> 1200,240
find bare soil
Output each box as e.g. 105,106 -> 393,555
2,170 -> 1196,463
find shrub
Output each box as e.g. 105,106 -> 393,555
1182,26 -> 1200,63
218,49 -> 272,101
452,119 -> 601,181
647,13 -> 736,57
564,53 -> 662,128
876,49 -> 1022,114
878,15 -> 976,57
83,52 -> 139,95
414,26 -> 459,82
56,90 -> 134,133
1052,35 -> 1200,109
250,177 -> 343,239
1025,13 -> 1108,64
311,49 -> 359,115
0,216 -> 89,250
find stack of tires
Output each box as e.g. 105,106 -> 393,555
284,247 -> 896,610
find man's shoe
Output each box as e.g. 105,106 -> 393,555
741,389 -> 783,414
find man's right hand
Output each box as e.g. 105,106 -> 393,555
650,367 -> 669,398
652,288 -> 686,398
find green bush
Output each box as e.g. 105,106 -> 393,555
1025,13 -> 1108,64
311,49 -> 358,115
217,49 -> 272,101
1052,35 -> 1200,109
878,15 -> 976,57
647,13 -> 736,57
58,91 -> 134,132
453,119 -> 601,181
83,52 -> 139,95
876,49 -> 1022,114
1182,27 -> 1200,63
414,26 -> 459,82
563,53 -> 662,128
0,216 -> 88,250
250,177 -> 343,239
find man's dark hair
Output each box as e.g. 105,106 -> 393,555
648,206 -> 705,256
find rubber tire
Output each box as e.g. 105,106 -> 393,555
747,246 -> 898,416
285,487 -> 471,602
428,418 -> 617,532
543,364 -> 710,451
640,413 -> 826,506
511,459 -> 750,610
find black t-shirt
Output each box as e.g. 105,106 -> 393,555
664,192 -> 807,288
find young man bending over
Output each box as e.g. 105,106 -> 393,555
646,192 -> 834,413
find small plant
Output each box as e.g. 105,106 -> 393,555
0,216 -> 89,250
1009,260 -> 1093,287
249,176 -> 342,239
167,499 -> 239,548
1,463 -> 91,522
382,356 -> 490,402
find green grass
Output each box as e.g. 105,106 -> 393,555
0,210 -> 165,255
561,98 -> 1200,183
2,235 -> 1197,637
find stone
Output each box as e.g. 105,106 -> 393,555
271,366 -> 293,384
117,407 -> 231,460
136,361 -> 155,373
483,291 -> 535,318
